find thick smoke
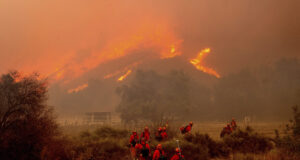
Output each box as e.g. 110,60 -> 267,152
0,0 -> 299,119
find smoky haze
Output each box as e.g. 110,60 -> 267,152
0,0 -> 299,120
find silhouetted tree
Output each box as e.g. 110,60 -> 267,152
0,71 -> 58,160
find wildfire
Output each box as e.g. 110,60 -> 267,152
103,61 -> 141,80
159,40 -> 182,59
117,70 -> 132,82
104,71 -> 122,79
48,23 -> 182,82
190,48 -> 220,78
67,83 -> 88,94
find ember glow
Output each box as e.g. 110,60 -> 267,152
104,71 -> 122,80
67,83 -> 88,94
117,70 -> 132,82
190,48 -> 221,78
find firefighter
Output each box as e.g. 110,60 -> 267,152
226,123 -> 232,133
220,126 -> 227,138
180,121 -> 193,134
155,127 -> 163,141
152,144 -> 166,160
141,126 -> 150,142
129,131 -> 139,159
170,148 -> 185,160
161,127 -> 168,140
231,118 -> 237,130
220,123 -> 233,138
136,138 -> 151,160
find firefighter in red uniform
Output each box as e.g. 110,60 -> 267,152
231,118 -> 237,130
135,138 -> 151,160
220,124 -> 233,138
152,144 -> 166,160
129,131 -> 139,159
161,127 -> 168,140
155,127 -> 163,141
141,126 -> 150,142
226,123 -> 232,133
170,148 -> 185,160
180,121 -> 193,134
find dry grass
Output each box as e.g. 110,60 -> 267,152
191,121 -> 286,140
60,121 -> 287,139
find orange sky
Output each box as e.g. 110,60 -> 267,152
0,0 -> 299,83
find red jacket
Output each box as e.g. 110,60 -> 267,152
152,149 -> 165,160
141,131 -> 150,141
171,153 -> 184,160
185,125 -> 192,132
161,131 -> 168,139
129,134 -> 139,147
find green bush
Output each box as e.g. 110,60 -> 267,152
274,106 -> 300,159
42,126 -> 131,160
184,132 -> 231,158
223,127 -> 273,154
94,126 -> 129,139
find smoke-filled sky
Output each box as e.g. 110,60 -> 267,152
1,0 -> 299,77
1,0 -> 300,117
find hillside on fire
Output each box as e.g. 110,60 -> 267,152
1,0 -> 300,160
50,57 -> 300,121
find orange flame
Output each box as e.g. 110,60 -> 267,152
190,48 -> 220,78
104,71 -> 122,79
117,70 -> 132,82
103,61 -> 141,80
48,23 -> 182,82
67,83 -> 88,93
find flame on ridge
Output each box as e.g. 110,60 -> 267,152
67,83 -> 88,93
117,70 -> 132,82
190,48 -> 220,78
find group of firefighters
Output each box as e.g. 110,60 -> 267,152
220,118 -> 237,138
129,119 -> 237,160
129,122 -> 193,160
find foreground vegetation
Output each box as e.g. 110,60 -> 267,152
0,71 -> 299,160
47,123 -> 298,160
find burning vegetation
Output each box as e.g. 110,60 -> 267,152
67,83 -> 89,94
190,48 -> 220,78
117,70 -> 132,82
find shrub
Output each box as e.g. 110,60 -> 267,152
72,126 -> 130,160
223,127 -> 274,154
184,132 -> 231,158
0,71 -> 59,160
274,106 -> 300,159
94,126 -> 129,139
